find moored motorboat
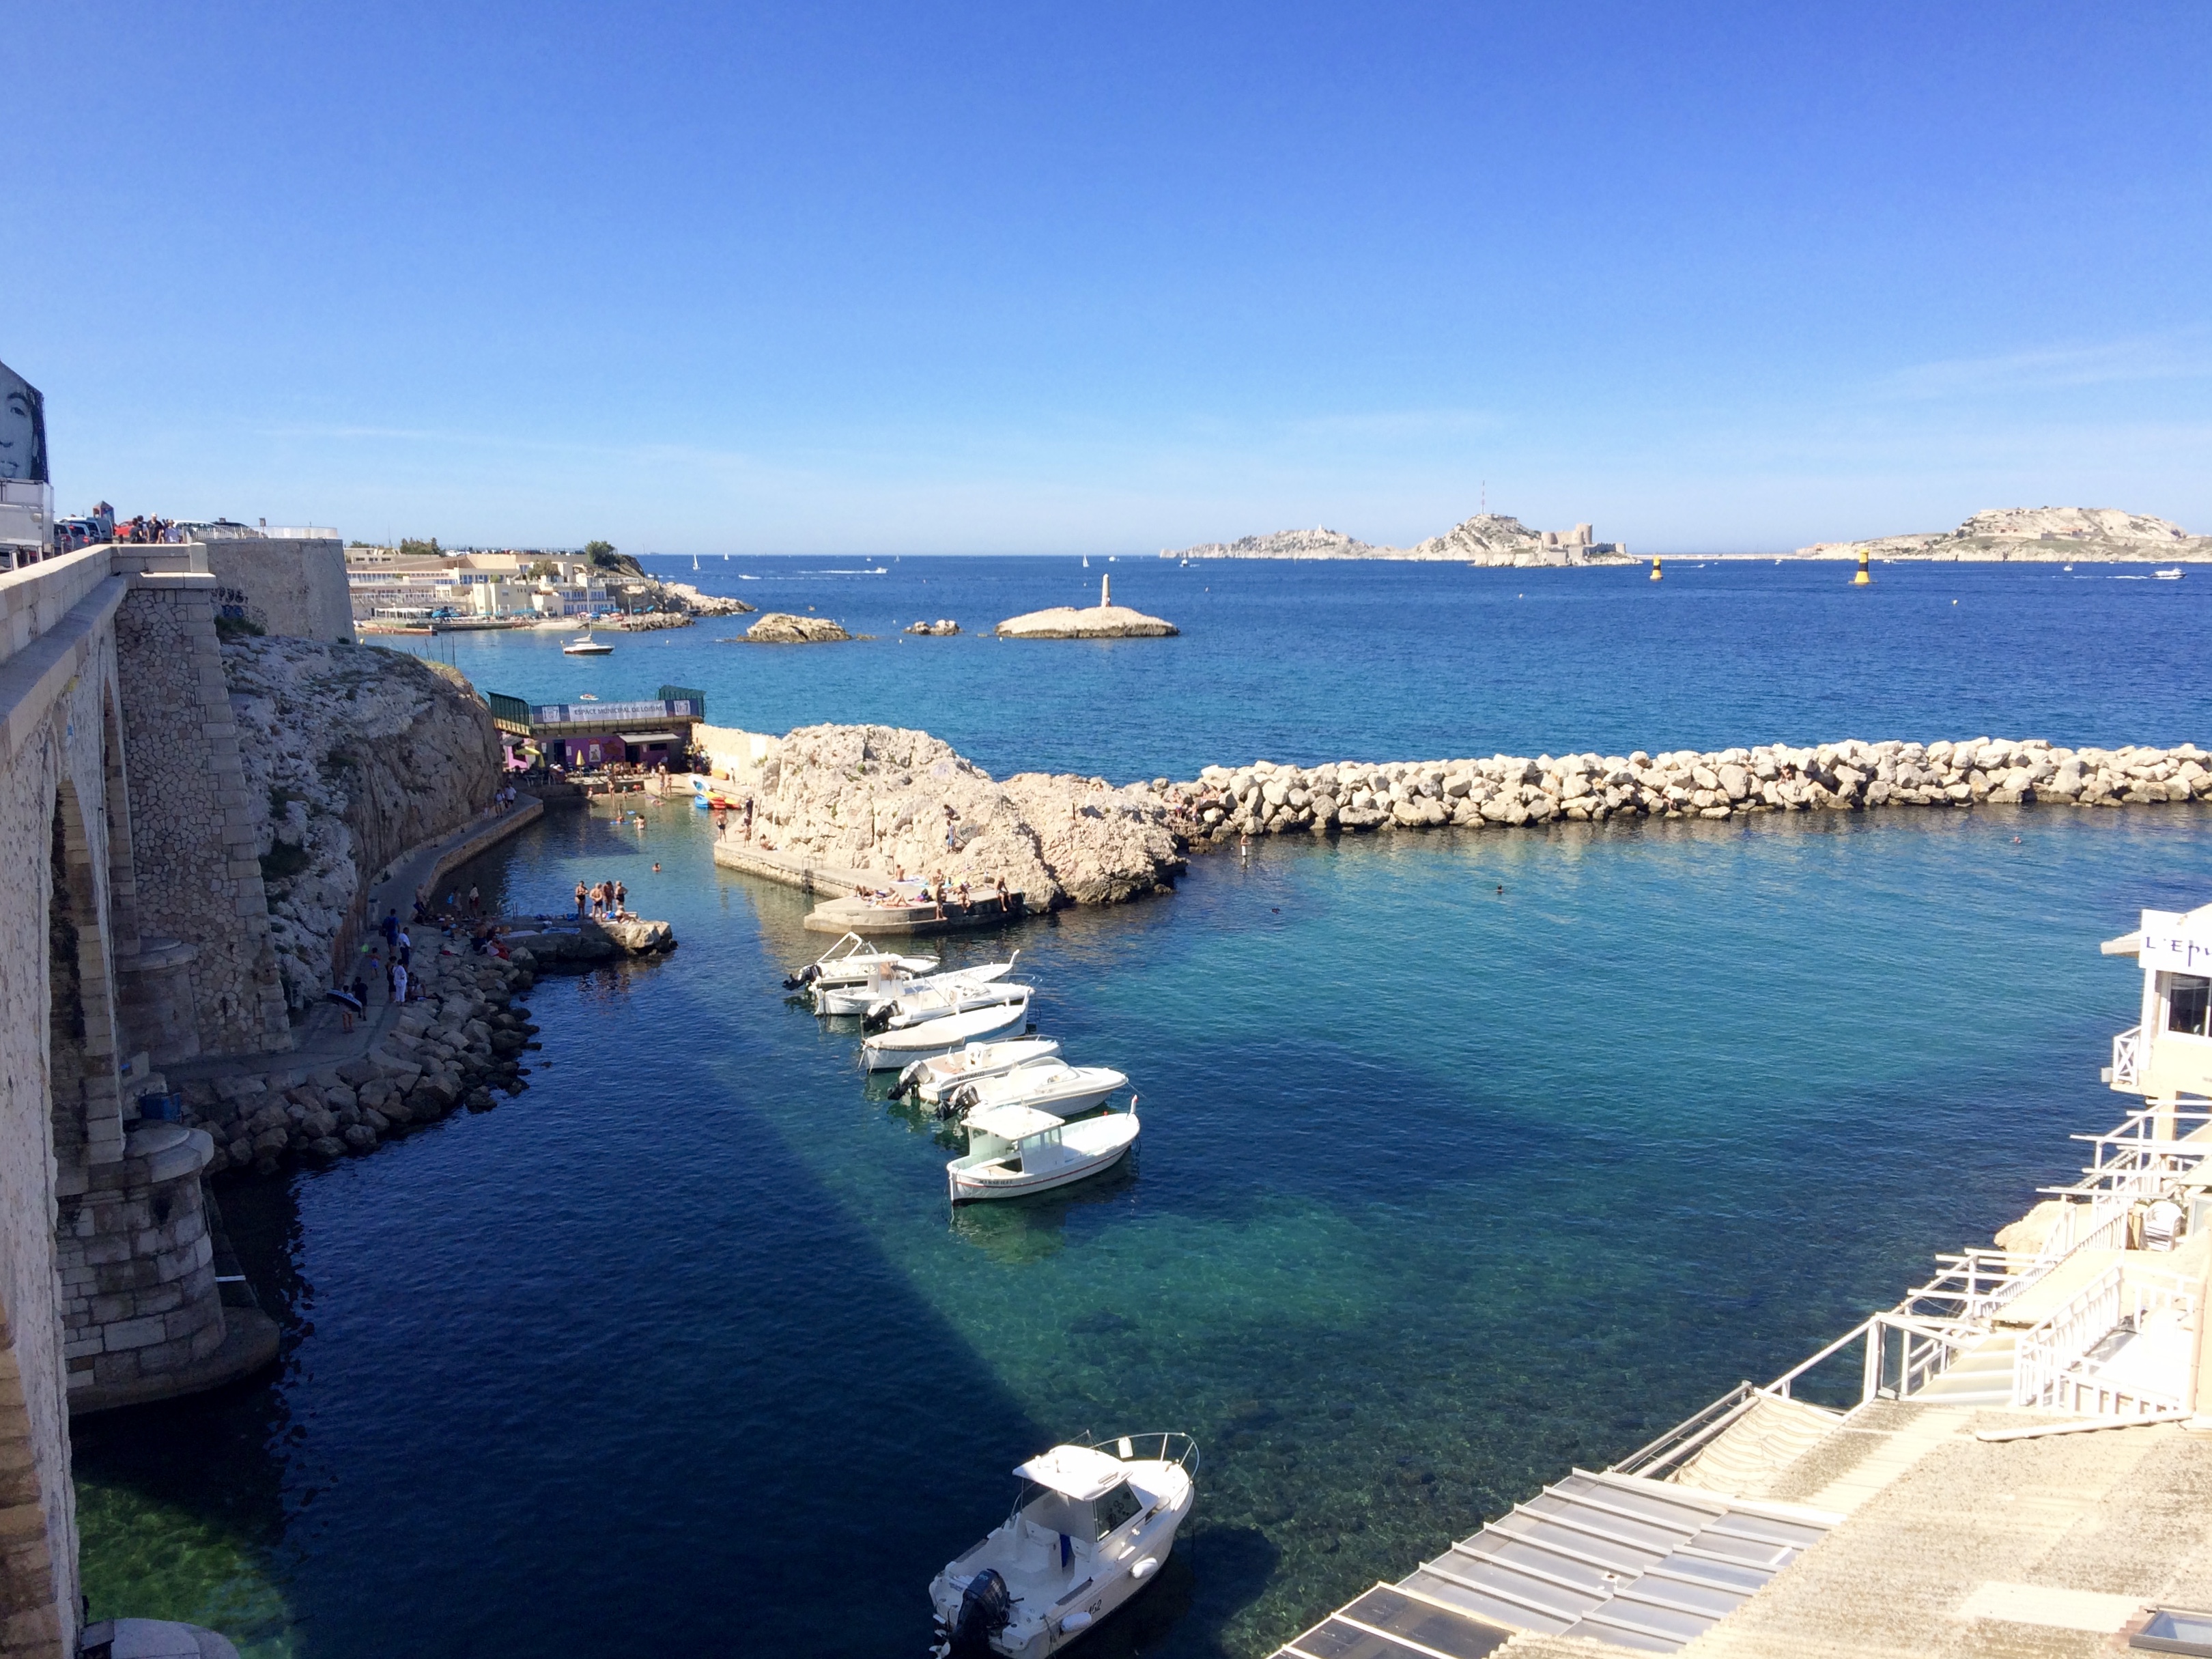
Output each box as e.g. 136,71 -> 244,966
928,1433 -> 1198,1658
863,979 -> 1034,1033
562,630 -> 614,655
784,932 -> 939,991
901,1038 -> 1062,1105
946,1098 -> 1138,1203
814,952 -> 1021,1017
861,998 -> 1030,1070
939,1060 -> 1126,1122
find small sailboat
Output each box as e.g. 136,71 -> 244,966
930,1434 -> 1198,1658
898,1038 -> 1062,1105
937,1060 -> 1126,1120
1082,555 -> 1090,567
861,998 -> 1030,1070
563,630 -> 613,655
946,1096 -> 1139,1203
692,554 -> 700,571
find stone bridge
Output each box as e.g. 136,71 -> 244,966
0,543 -> 306,1654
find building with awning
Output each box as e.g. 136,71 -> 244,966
488,685 -> 706,771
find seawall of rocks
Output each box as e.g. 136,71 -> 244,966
1168,737 -> 2212,839
178,948 -> 537,1176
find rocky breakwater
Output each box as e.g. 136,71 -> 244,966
741,612 -> 853,642
729,724 -> 1185,906
1169,737 -> 2212,841
223,637 -> 503,1010
178,946 -> 541,1176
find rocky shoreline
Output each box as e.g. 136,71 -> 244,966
173,918 -> 674,1176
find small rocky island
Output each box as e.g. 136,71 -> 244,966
1797,506 -> 2211,562
1172,511 -> 1631,566
742,612 -> 853,642
996,574 -> 1178,638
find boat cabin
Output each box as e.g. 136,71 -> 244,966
959,1103 -> 1068,1172
2104,903 -> 2212,1103
1005,1445 -> 1148,1576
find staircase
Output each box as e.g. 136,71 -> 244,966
1908,1331 -> 2018,1406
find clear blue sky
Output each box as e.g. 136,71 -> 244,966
12,2 -> 2209,552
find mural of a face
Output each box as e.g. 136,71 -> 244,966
0,360 -> 47,483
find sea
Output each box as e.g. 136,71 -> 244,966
74,556 -> 2212,1657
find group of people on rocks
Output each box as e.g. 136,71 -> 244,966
575,878 -> 629,920
331,888 -> 513,1029
709,795 -> 757,842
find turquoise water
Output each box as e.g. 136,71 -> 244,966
75,789 -> 2212,1656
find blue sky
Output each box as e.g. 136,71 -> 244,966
11,1 -> 2209,552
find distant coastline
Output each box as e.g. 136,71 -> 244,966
1165,504 -> 2209,565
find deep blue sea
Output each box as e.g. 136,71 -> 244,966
74,558 -> 2212,1658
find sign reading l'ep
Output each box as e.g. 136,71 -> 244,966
2139,908 -> 2212,978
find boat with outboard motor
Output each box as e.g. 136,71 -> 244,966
862,979 -> 1034,1034
814,952 -> 1021,1017
783,932 -> 939,992
946,1098 -> 1139,1203
561,631 -> 613,655
938,1061 -> 1126,1122
900,1038 -> 1062,1105
861,998 -> 1031,1070
929,1433 -> 1198,1658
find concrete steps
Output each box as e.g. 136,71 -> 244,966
1911,1332 -> 2018,1406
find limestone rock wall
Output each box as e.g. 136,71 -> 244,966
220,639 -> 502,1010
717,724 -> 1184,907
113,584 -> 291,1058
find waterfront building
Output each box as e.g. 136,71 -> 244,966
2104,902 -> 2212,1105
488,687 -> 706,771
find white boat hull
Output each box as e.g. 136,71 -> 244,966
862,999 -> 1030,1069
911,1039 -> 1062,1105
944,1064 -> 1125,1120
948,1111 -> 1138,1204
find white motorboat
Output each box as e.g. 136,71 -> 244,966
939,1061 -> 1126,1121
861,998 -> 1030,1070
562,631 -> 613,655
864,980 -> 1034,1034
813,952 -> 1020,1017
928,1434 -> 1197,1658
783,932 -> 939,992
2155,567 -> 2185,580
946,1098 -> 1139,1204
901,1038 -> 1062,1105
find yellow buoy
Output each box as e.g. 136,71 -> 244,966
1649,556 -> 1663,582
1853,544 -> 1872,586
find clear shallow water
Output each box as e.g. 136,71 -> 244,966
387,554 -> 2212,779
76,789 -> 2212,1657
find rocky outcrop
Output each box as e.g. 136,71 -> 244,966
1162,737 -> 2212,842
221,638 -> 502,1010
745,612 -> 852,642
906,619 -> 961,635
1798,507 -> 2211,562
722,724 -> 1183,908
995,603 -> 1178,638
1174,512 -> 1630,565
500,917 -> 677,964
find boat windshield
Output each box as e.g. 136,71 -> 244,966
1094,1481 -> 1142,1537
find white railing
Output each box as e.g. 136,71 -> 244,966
2111,1025 -> 2142,1087
2015,1264 -> 2124,1408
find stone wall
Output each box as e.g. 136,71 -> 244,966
113,582 -> 290,1059
197,537 -> 352,643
